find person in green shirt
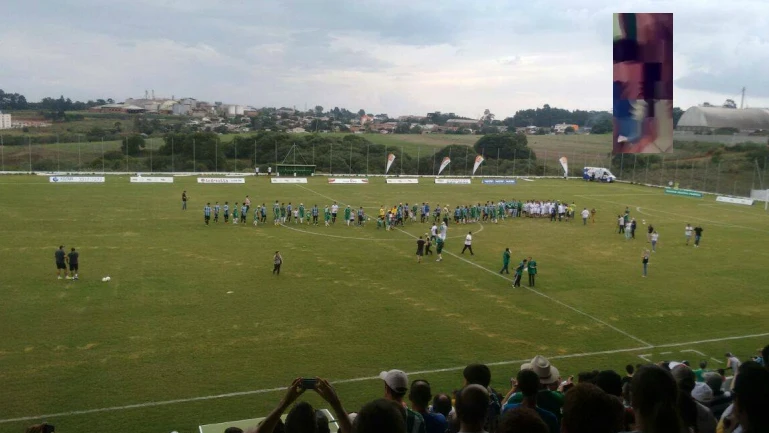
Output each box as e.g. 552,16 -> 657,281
527,256 -> 537,287
513,259 -> 527,287
232,203 -> 239,225
693,361 -> 709,382
324,205 -> 331,226
280,203 -> 287,224
298,203 -> 306,224
411,204 -> 418,222
435,237 -> 445,262
273,201 -> 280,226
500,248 -> 511,274
344,205 -> 352,226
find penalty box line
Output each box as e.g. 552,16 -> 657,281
2,332 -> 768,425
393,227 -> 653,348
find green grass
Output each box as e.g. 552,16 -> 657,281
1,176 -> 768,433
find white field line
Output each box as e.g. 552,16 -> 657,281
638,354 -> 653,362
681,349 -> 707,357
3,332 -> 768,424
394,227 -> 653,347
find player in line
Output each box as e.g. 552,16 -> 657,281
232,202 -> 239,225
204,203 -> 212,225
214,202 -> 220,223
416,236 -> 426,263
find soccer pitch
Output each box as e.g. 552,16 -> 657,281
1,175 -> 768,433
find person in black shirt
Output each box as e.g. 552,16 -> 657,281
55,245 -> 66,279
67,247 -> 80,280
425,236 -> 433,256
693,226 -> 704,247
182,190 -> 188,210
647,224 -> 654,242
416,236 -> 426,263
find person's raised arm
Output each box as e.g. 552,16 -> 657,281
255,378 -> 304,433
314,377 -> 352,433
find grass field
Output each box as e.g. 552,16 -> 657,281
1,176 -> 768,433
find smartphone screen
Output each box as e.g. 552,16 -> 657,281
301,378 -> 317,390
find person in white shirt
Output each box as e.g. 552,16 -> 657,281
685,223 -> 693,245
625,221 -> 633,240
430,223 -> 438,241
651,231 -> 660,251
439,222 -> 447,241
581,208 -> 590,225
461,231 -> 474,255
618,215 -> 625,234
331,202 -> 339,224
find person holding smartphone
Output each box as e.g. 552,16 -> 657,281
642,249 -> 650,277
273,251 -> 283,275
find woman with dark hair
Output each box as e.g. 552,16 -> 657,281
623,365 -> 685,433
721,361 -> 769,433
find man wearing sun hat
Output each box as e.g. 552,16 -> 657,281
502,355 -> 565,422
380,369 -> 426,433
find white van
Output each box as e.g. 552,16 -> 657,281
583,167 -> 617,183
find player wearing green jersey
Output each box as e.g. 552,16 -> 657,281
344,205 -> 352,226
298,204 -> 306,224
280,203 -> 287,224
324,205 -> 331,226
435,236 -> 445,262
232,203 -> 239,225
273,201 -> 280,226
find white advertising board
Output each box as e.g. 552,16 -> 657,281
328,178 -> 369,184
435,178 -> 471,184
197,178 -> 246,184
49,176 -> 105,183
130,176 -> 174,183
271,177 -> 308,184
716,196 -> 754,206
386,178 -> 419,184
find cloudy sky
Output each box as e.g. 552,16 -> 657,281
2,0 -> 768,118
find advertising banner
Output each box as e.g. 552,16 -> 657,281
482,179 -> 517,185
559,156 -> 568,177
49,176 -> 105,183
438,157 -> 451,175
435,178 -> 471,185
130,176 -> 174,183
472,155 -> 484,175
270,178 -> 308,184
385,153 -> 396,174
328,178 -> 369,184
664,188 -> 702,198
386,178 -> 418,184
716,196 -> 754,206
197,178 -> 246,184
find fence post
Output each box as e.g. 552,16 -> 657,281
632,153 -> 637,183
78,138 -> 82,172
432,148 -> 436,175
703,161 -> 708,192
690,160 -> 695,190
366,143 -> 369,175
543,150 -> 547,175
0,135 -> 3,172
28,136 -> 32,173
513,149 -> 517,176
150,138 -> 154,173
660,155 -> 664,186
416,146 -> 420,175
644,157 -> 648,184
619,153 -> 624,179
716,161 -> 721,194
101,138 -> 105,173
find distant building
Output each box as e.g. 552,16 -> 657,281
0,111 -> 11,129
224,105 -> 245,117
553,123 -> 579,134
677,106 -> 769,132
90,103 -> 147,114
360,115 -> 375,124
289,127 -> 307,133
445,119 -> 480,127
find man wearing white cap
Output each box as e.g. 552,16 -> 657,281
381,369 -> 426,433
502,355 -> 564,423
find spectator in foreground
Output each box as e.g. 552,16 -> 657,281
316,410 -> 331,433
497,407 -> 548,433
670,364 -> 716,433
353,399 -> 407,433
502,356 -> 564,423
693,361 -> 709,382
561,383 -> 624,433
461,363 -> 501,433
621,365 -> 634,388
628,365 -> 684,433
455,384 -> 490,433
719,361 -> 769,433
380,369 -> 426,433
502,370 -> 558,433
725,353 -> 741,389
703,372 -> 732,421
225,428 -> 244,433
431,393 -> 453,419
253,378 -> 351,433
409,380 -> 448,433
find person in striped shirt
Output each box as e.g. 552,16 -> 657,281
223,202 -> 230,223
240,203 -> 248,224
204,203 -> 212,225
213,202 -> 220,223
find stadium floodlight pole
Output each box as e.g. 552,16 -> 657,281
716,161 -> 721,194
400,146 -> 403,175
366,143 -> 369,175
28,136 -> 32,173
234,138 -> 237,172
496,148 -> 500,175
330,142 -> 333,174
465,147 -> 469,174
0,134 -> 3,172
254,139 -> 257,170
703,161 -> 709,191
275,140 -> 278,173
543,149 -> 547,176
124,137 -> 128,172
78,135 -> 82,172
57,134 -> 60,172
150,138 -> 153,173
513,149 -> 517,176
349,142 -> 352,174
171,136 -> 175,173
691,160 -> 695,189
416,145 -> 420,175
215,138 -> 218,173
619,153 -> 624,179
432,148 -> 436,175
448,146 -> 452,176
633,154 -> 637,183
101,137 -> 104,173
193,138 -> 196,173
674,157 -> 678,185
644,157 -> 649,184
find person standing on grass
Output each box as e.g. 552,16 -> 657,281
694,226 -> 704,247
625,219 -> 633,240
591,208 -> 596,223
581,208 -> 589,225
527,256 -> 537,287
324,205 -> 331,227
223,201 -> 230,223
513,259 -> 527,287
439,221 -> 447,241
273,251 -> 282,275
647,223 -> 654,242
651,231 -> 659,252
260,203 -> 267,224
618,215 -> 625,234
298,203 -> 306,224
685,223 -> 693,245
182,190 -> 188,210
291,206 -> 298,224
232,203 -> 239,225
280,203 -> 287,224
358,207 -> 365,226
67,247 -> 79,280
331,202 -> 339,224
425,234 -> 433,256
435,236 -> 445,262
344,205 -> 352,227
311,204 -> 319,226
204,203 -> 212,225
244,195 -> 251,214
631,218 -> 637,239
286,203 -> 292,224
273,201 -> 280,225
55,245 -> 67,279
416,236 -> 426,263
430,223 -> 438,242
213,202 -> 220,223
241,203 -> 248,224
500,248 -> 511,274
254,206 -> 260,226
461,232 -> 474,255
642,249 -> 650,277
